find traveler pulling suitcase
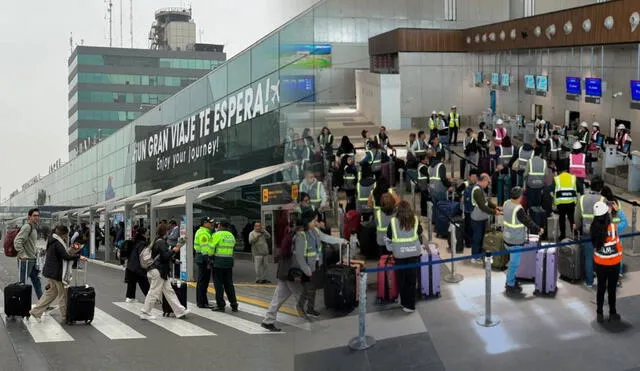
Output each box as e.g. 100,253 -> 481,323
534,244 -> 558,296
163,263 -> 188,316
515,234 -> 539,281
420,244 -> 441,298
3,262 -> 32,318
376,255 -> 399,304
558,232 -> 583,283
66,264 -> 96,325
324,242 -> 357,313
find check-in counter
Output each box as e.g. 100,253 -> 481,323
628,151 -> 640,192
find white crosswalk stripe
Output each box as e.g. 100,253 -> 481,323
22,314 -> 75,343
186,302 -> 285,335
91,307 -> 146,340
113,302 -> 216,337
238,302 -> 312,331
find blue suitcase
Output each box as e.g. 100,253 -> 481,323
435,200 -> 460,237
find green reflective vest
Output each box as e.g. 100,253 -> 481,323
194,227 -> 213,255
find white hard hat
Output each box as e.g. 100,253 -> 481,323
496,119 -> 504,125
592,122 -> 600,128
618,124 -> 626,130
580,121 -> 589,128
572,141 -> 582,150
451,105 -> 457,109
432,111 -> 437,115
593,201 -> 609,217
439,111 -> 445,115
540,120 -> 546,125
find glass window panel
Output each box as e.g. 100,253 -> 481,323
78,54 -> 104,65
252,34 -> 279,81
208,65 -> 228,101
227,51 -> 251,93
279,12 -> 315,69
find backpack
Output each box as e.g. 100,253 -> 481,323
4,225 -> 31,258
139,239 -> 159,269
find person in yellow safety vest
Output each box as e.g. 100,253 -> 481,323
193,217 -> 214,308
375,193 -> 397,258
448,105 -> 460,146
299,170 -> 328,211
375,126 -> 394,152
360,140 -> 383,179
524,147 -> 547,208
410,130 -> 428,160
428,111 -> 438,140
547,169 -> 577,240
573,176 -> 605,288
356,170 -> 376,218
209,219 -> 239,312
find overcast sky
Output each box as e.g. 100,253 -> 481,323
0,0 -> 318,200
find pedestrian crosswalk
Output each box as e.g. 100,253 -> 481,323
0,299 -> 310,344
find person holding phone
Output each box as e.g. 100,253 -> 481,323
249,221 -> 272,284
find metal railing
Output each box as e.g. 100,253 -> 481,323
347,231 -> 640,351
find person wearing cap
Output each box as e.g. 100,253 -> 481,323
547,167 -> 577,240
569,141 -> 587,195
492,119 -> 507,153
574,176 -> 605,288
503,187 -> 543,294
523,146 -> 548,208
549,130 -> 570,172
590,200 -> 623,323
461,128 -> 478,179
470,173 -> 501,262
448,106 -> 460,146
615,124 -> 631,155
578,122 -> 590,154
535,120 -> 550,159
428,111 -> 439,141
209,220 -> 239,312
194,217 -> 214,308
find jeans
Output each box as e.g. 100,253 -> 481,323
196,261 -> 212,307
18,259 -> 43,299
583,236 -> 594,285
505,244 -> 523,287
395,257 -> 419,310
595,263 -> 620,314
471,219 -> 487,255
213,268 -> 238,309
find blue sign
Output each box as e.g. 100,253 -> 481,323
566,76 -> 581,95
631,80 -> 640,101
501,73 -> 510,87
535,75 -> 548,91
491,73 -> 499,86
474,72 -> 483,85
281,75 -> 315,103
524,75 -> 535,89
585,78 -> 602,97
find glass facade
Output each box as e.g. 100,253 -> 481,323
77,73 -> 198,87
76,53 -> 222,70
77,110 -> 142,122
71,91 -> 172,105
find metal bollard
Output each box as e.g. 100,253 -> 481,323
625,204 -> 640,256
443,222 -> 464,283
348,272 -> 376,351
411,182 -> 417,212
398,168 -> 405,199
476,252 -> 500,327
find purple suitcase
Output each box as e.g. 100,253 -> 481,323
516,236 -> 539,280
420,243 -> 441,298
381,161 -> 395,186
534,246 -> 558,296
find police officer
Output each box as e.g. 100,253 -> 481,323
503,187 -> 542,294
448,106 -> 460,145
194,217 -> 214,308
548,168 -> 577,240
428,111 -> 438,141
574,177 -> 605,288
209,220 -> 239,312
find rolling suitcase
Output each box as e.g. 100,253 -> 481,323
529,207 -> 548,240
483,229 -> 509,270
66,264 -> 96,325
448,216 -> 464,253
546,214 -> 559,242
496,172 -> 511,206
324,242 -> 357,313
357,220 -> 378,259
515,235 -> 539,280
3,263 -> 32,318
534,245 -> 558,296
558,233 -> 583,283
162,264 -> 188,316
420,244 -> 441,298
435,196 -> 460,238
381,160 -> 396,186
376,255 -> 398,304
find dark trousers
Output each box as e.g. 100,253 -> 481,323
196,262 -> 212,307
299,267 -> 321,311
471,219 -> 487,255
577,177 -> 585,195
449,127 -> 459,145
395,257 -> 419,310
526,187 -> 543,208
214,268 -> 238,308
595,263 -> 620,315
125,268 -> 150,299
345,190 -> 356,212
420,191 -> 430,217
556,203 -> 576,240
464,212 -> 472,247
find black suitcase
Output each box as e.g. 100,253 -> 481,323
162,265 -> 187,316
4,262 -> 33,318
324,242 -> 356,313
357,220 -> 378,259
66,264 -> 95,325
529,207 -> 548,240
449,216 -> 464,253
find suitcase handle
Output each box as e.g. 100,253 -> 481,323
75,260 -> 88,287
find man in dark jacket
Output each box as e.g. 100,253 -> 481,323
30,225 -> 86,322
125,228 -> 150,302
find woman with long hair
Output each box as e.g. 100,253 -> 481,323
590,201 -> 623,323
375,193 -> 397,258
124,227 -> 151,303
385,201 -> 423,312
336,135 -> 356,169
140,224 -> 189,320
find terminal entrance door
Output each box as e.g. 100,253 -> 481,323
565,110 -> 580,131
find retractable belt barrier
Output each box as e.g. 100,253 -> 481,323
348,231 -> 640,351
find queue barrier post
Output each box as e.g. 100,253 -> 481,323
443,221 -> 464,283
398,168 -> 405,199
411,182 -> 417,212
476,251 -> 500,327
348,272 -> 376,351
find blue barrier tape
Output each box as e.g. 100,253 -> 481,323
362,231 -> 640,274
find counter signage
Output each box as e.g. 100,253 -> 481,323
261,183 -> 298,206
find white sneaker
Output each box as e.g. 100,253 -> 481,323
176,309 -> 191,319
125,298 -> 135,303
402,307 -> 415,313
139,312 -> 157,320
29,315 -> 42,323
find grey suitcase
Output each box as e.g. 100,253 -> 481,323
547,214 -> 559,242
534,246 -> 558,296
558,234 -> 583,283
